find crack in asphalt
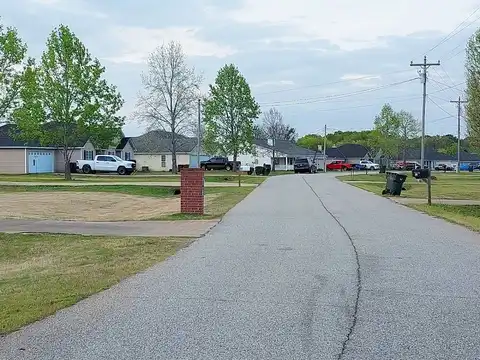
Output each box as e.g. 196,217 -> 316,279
302,177 -> 362,360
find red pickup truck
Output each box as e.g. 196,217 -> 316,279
326,160 -> 353,171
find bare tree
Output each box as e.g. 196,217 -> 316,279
261,107 -> 297,171
135,41 -> 202,173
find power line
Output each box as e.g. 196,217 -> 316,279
254,69 -> 413,96
425,5 -> 480,54
258,78 -> 418,107
429,96 -> 456,118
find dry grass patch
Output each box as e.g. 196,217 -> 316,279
0,191 -> 222,221
0,233 -> 191,334
0,192 -> 181,221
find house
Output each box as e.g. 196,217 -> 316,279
325,144 -> 372,164
0,123 -> 97,174
131,130 -> 209,171
0,123 -> 135,174
234,139 -> 321,171
392,148 -> 480,169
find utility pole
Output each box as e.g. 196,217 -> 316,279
323,124 -> 327,172
410,56 -> 440,206
450,97 -> 467,173
197,98 -> 201,168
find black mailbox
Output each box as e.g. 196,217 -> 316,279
412,168 -> 430,179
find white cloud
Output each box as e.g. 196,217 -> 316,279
104,26 -> 237,64
224,0 -> 480,51
252,80 -> 295,88
28,0 -> 107,18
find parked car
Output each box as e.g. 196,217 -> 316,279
326,160 -> 353,171
200,156 -> 240,171
294,157 -> 317,173
356,160 -> 380,170
77,155 -> 136,175
434,163 -> 455,171
459,162 -> 480,171
394,161 -> 421,170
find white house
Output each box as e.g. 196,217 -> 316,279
232,139 -> 322,170
131,130 -> 209,172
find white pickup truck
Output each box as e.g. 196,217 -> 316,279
77,155 -> 136,175
358,160 -> 380,170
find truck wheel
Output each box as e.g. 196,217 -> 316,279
225,165 -> 232,171
82,165 -> 92,174
117,166 -> 127,175
370,166 -> 375,170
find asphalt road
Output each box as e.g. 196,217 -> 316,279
2,174 -> 480,359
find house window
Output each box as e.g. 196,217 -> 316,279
125,152 -> 131,160
83,150 -> 94,160
161,155 -> 166,168
107,150 -> 115,155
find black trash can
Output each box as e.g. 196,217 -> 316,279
69,162 -> 77,174
379,165 -> 387,174
247,166 -> 254,175
264,164 -> 271,176
255,166 -> 265,176
469,164 -> 474,172
383,171 -> 407,196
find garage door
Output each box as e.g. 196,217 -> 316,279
28,151 -> 54,173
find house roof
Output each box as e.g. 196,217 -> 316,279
325,143 -> 369,159
116,137 -> 131,150
458,150 -> 480,162
254,139 -> 317,157
0,123 -> 90,148
392,148 -> 480,161
131,130 -> 197,153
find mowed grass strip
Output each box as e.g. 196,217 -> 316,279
0,173 -> 267,184
0,233 -> 191,334
408,204 -> 480,232
338,172 -> 480,200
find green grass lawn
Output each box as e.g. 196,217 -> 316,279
338,172 -> 480,200
0,173 -> 267,184
0,233 -> 191,334
409,204 -> 480,232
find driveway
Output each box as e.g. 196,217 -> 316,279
1,174 -> 480,359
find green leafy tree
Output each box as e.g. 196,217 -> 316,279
466,28 -> 480,150
297,134 -> 325,151
397,110 -> 420,162
374,103 -> 401,159
203,64 -> 260,162
12,25 -> 124,180
0,20 -> 27,120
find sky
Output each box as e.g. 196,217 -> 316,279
3,0 -> 479,138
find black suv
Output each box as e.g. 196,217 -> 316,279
294,157 -> 317,174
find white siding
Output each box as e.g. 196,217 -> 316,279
134,153 -> 190,172
231,145 -> 272,166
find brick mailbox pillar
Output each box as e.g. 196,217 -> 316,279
180,168 -> 205,214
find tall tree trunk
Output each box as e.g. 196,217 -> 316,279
63,147 -> 72,180
171,135 -> 177,174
